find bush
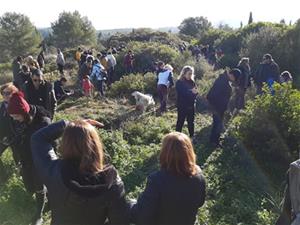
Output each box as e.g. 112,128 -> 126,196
230,84 -> 300,176
108,73 -> 157,100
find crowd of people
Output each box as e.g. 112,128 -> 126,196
0,45 -> 297,225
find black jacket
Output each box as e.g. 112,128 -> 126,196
131,169 -> 206,225
31,120 -> 130,225
23,79 -> 57,118
207,72 -> 232,114
176,79 -> 197,109
254,61 -> 280,85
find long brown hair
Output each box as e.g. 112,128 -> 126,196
61,120 -> 104,174
159,132 -> 197,177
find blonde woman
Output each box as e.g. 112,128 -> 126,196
175,66 -> 198,137
131,132 -> 206,225
31,120 -> 130,225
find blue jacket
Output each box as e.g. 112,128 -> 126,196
176,79 -> 197,109
31,120 -> 130,225
131,169 -> 206,225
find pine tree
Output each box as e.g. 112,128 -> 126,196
248,12 -> 253,25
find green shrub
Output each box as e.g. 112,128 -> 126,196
230,84 -> 300,176
108,72 -> 157,99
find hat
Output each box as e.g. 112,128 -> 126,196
7,92 -> 30,115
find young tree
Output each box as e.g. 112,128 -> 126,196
51,11 -> 97,49
178,17 -> 212,38
248,12 -> 253,25
0,12 -> 41,62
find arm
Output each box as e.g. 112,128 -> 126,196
176,80 -> 197,100
31,120 -> 67,184
131,175 -> 160,225
168,72 -> 174,88
198,174 -> 206,207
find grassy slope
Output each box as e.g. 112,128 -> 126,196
0,96 -> 279,225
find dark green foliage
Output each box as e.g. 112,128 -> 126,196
178,17 -> 212,38
231,84 -> 300,178
0,12 -> 41,62
51,11 -> 97,49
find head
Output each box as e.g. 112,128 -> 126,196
157,61 -> 165,70
31,69 -> 44,89
281,71 -> 293,82
22,65 -> 29,73
96,53 -> 102,59
263,54 -> 272,64
179,66 -> 195,81
60,77 -> 67,86
128,50 -> 132,55
227,68 -> 241,82
87,58 -> 93,68
238,57 -> 249,67
159,132 -> 197,177
0,83 -> 19,103
7,92 -> 30,123
164,64 -> 173,72
78,47 -> 82,51
57,48 -> 61,54
61,120 -> 104,174
16,56 -> 23,63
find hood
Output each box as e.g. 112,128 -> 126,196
61,160 -> 119,198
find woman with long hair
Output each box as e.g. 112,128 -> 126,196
131,132 -> 206,225
31,119 -> 130,225
175,66 -> 198,137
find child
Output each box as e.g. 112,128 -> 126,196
82,75 -> 94,97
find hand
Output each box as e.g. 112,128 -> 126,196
84,119 -> 104,128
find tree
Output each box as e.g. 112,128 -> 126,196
178,17 -> 212,38
51,11 -> 96,49
0,12 -> 41,63
248,12 -> 253,25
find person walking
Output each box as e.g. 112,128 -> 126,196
56,48 -> 65,75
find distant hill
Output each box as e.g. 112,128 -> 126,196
38,27 -> 179,39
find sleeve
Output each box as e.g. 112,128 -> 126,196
31,120 -> 68,185
176,80 -> 197,100
131,175 -> 160,225
168,72 -> 174,87
107,177 -> 131,225
49,85 -> 57,114
198,174 -> 206,207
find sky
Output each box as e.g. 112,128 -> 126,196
1,0 -> 299,29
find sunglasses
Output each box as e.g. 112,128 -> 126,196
1,91 -> 11,96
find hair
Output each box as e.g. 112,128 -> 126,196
0,82 -> 19,94
263,53 -> 272,60
159,132 -> 197,177
31,69 -> 43,77
60,77 -> 67,82
178,66 -> 195,81
22,65 -> 29,72
164,64 -> 173,71
281,71 -> 293,81
238,57 -> 249,67
229,68 -> 241,81
157,61 -> 165,68
61,120 -> 104,174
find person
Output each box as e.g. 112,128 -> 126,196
27,55 -> 40,72
37,51 -> 45,70
12,56 -> 23,83
31,119 -> 130,225
75,47 -> 82,67
107,51 -> 117,85
0,83 -> 20,162
78,57 -> 93,87
276,159 -> 300,225
175,66 -> 197,138
124,50 -> 134,74
56,48 -> 65,75
157,62 -> 174,114
100,52 -> 109,72
207,69 -> 241,146
131,132 -> 206,225
253,53 -> 280,95
79,50 -> 88,66
280,71 -> 293,84
14,65 -> 31,90
54,77 -> 72,103
23,69 -> 57,119
7,92 -> 51,225
235,57 -> 251,110
82,75 -> 94,97
90,59 -> 106,97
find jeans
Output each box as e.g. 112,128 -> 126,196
235,88 -> 246,110
210,112 -> 224,144
176,106 -> 195,137
157,85 -> 168,113
96,80 -> 104,96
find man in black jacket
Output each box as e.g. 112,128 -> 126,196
23,69 -> 57,119
207,69 -> 241,146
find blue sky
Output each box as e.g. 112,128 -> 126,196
1,0 -> 299,29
